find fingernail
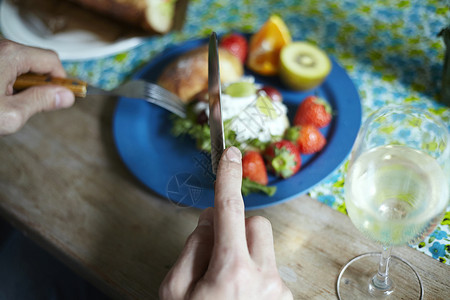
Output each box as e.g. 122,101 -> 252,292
55,90 -> 74,108
224,146 -> 242,163
198,219 -> 211,227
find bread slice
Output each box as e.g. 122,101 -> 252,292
158,45 -> 244,103
68,0 -> 177,33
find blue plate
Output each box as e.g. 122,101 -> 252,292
113,37 -> 362,210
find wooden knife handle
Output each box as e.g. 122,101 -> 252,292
13,73 -> 88,98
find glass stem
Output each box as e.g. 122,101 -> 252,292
369,245 -> 394,295
375,246 -> 392,288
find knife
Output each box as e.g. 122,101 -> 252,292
208,32 -> 225,175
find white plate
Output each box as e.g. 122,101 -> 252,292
0,0 -> 145,61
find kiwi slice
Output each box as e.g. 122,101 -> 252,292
279,42 -> 331,90
224,81 -> 257,98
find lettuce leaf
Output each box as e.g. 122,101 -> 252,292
170,109 -> 277,197
241,178 -> 277,196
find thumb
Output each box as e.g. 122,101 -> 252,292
0,86 -> 74,135
13,85 -> 75,116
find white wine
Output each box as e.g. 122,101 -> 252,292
345,145 -> 449,246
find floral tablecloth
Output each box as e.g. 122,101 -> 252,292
8,0 -> 450,264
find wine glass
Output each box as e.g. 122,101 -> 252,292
336,105 -> 450,299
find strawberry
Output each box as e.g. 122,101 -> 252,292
285,125 -> 326,154
258,85 -> 283,102
242,151 -> 268,185
264,140 -> 301,178
220,33 -> 248,63
294,95 -> 332,128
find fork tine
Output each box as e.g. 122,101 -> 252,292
136,80 -> 185,109
144,96 -> 186,118
146,83 -> 185,106
147,91 -> 185,110
145,96 -> 186,118
143,93 -> 186,115
145,89 -> 186,113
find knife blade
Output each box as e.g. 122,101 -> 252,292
208,32 -> 225,175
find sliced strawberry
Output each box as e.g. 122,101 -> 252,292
220,33 -> 248,63
264,140 -> 301,178
242,151 -> 268,185
294,95 -> 332,128
285,125 -> 326,154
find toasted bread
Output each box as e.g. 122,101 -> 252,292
68,0 -> 178,33
157,45 -> 244,103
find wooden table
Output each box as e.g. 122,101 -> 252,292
0,96 -> 448,299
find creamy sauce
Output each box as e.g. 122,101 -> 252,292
195,77 -> 289,143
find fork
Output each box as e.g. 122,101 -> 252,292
13,74 -> 187,118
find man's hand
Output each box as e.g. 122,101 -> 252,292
0,40 -> 74,135
160,147 -> 293,300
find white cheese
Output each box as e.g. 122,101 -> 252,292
195,77 -> 290,143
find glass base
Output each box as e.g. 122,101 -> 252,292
336,252 -> 423,299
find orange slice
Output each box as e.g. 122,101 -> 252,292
247,15 -> 292,76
